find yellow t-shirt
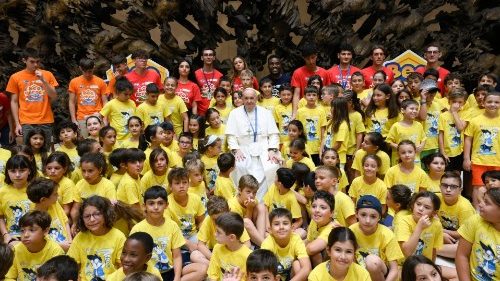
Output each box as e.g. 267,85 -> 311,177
166,193 -> 205,237
349,223 -> 404,266
384,164 -> 430,194
6,239 -> 64,280
207,244 -> 252,281
296,106 -> 327,155
338,168 -> 349,192
464,114 -> 500,166
158,95 -> 188,136
463,93 -> 477,111
197,217 -> 250,249
189,181 -> 208,208
228,196 -> 246,218
438,110 -> 468,157
263,184 -> 302,219
348,176 -> 387,203
308,261 -> 371,281
437,194 -> 476,231
0,147 -> 11,174
142,147 -> 181,174
201,154 -> 219,192
141,170 -> 170,194
68,228 -> 126,281
258,96 -> 281,113
457,214 -> 500,281
273,103 -> 293,144
214,176 -> 237,201
392,209 -> 412,230
34,153 -> 43,172
164,139 -> 180,153
117,172 -> 143,205
106,263 -> 162,281
365,107 -> 397,137
0,184 -> 30,237
130,219 -> 186,273
334,191 -> 356,226
211,105 -> 232,125
70,166 -> 83,185
261,233 -> 308,280
57,176 -> 76,206
394,214 -> 443,260
99,98 -> 137,140
74,177 -> 117,202
119,139 -> 139,149
348,111 -> 366,155
307,220 -> 334,243
45,203 -> 70,243
323,121 -> 350,164
206,124 -> 228,152
427,177 -> 441,193
422,101 -> 443,151
351,149 -> 390,176
109,173 -> 124,188
285,156 -> 316,172
136,101 -> 170,127
386,121 -> 426,164
57,145 -> 80,171
357,89 -> 372,104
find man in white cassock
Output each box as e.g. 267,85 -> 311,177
225,88 -> 281,201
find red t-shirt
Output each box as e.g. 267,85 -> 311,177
291,66 -> 330,98
0,92 -> 10,128
194,68 -> 224,116
175,80 -> 202,111
125,69 -> 163,105
415,66 -> 449,94
328,65 -> 361,90
232,76 -> 259,92
361,66 -> 395,88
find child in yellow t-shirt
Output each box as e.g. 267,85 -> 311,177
0,155 -> 36,243
214,153 -> 237,200
263,168 -> 304,236
464,91 -> 500,208
190,196 -> 251,266
281,120 -> 306,163
323,96 -> 350,167
305,190 -> 336,267
436,171 -> 476,259
321,148 -> 349,192
159,77 -> 188,136
185,158 -> 208,208
205,109 -> 228,152
261,208 -> 311,280
207,212 -> 252,281
308,227 -> 371,281
99,76 -> 137,141
386,99 -> 426,164
187,115 -> 204,150
130,186 -> 206,281
384,140 -> 430,194
137,83 -> 170,127
349,154 -> 387,206
364,84 -> 399,137
200,135 -> 222,192
117,148 -> 146,213
142,123 -> 180,174
55,120 -> 80,169
257,78 -> 280,112
44,152 -> 76,217
314,165 -> 356,226
220,249 -> 281,281
5,211 -> 64,280
107,232 -> 162,281
384,184 -> 412,230
273,85 -> 293,150
285,139 -> 316,172
349,195 -> 404,281
418,85 -> 443,162
68,196 -> 126,281
26,128 -> 48,172
108,148 -> 127,186
120,116 -> 144,149
296,86 -> 326,164
165,168 -> 206,252
352,132 -> 390,177
423,153 -> 447,193
211,87 -> 232,124
27,178 -> 71,251
141,148 -> 170,193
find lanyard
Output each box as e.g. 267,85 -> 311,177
338,65 -> 351,89
245,107 -> 258,142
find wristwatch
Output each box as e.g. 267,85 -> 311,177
268,148 -> 278,153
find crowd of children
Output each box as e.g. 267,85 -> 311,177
0,44 -> 499,281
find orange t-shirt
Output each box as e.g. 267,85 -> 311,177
6,69 -> 58,125
68,75 -> 107,120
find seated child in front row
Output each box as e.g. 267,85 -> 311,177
228,174 -> 267,246
6,211 -> 65,280
107,232 -> 162,280
383,184 -> 412,229
477,170 -> 500,205
221,249 -> 281,281
130,186 -> 206,281
191,196 -> 251,266
117,148 -> 146,213
36,255 -> 79,281
207,212 -> 252,281
261,208 -> 311,280
214,152 -> 237,201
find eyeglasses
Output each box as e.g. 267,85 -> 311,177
440,183 -> 461,190
83,212 -> 102,221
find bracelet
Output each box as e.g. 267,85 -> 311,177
420,100 -> 427,105
268,148 -> 278,153
7,238 -> 17,244
2,232 -> 8,236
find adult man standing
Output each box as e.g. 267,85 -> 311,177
415,44 -> 449,94
328,43 -> 361,90
226,88 -> 281,200
361,45 -> 395,88
194,47 -> 223,116
125,49 -> 163,105
7,48 -> 58,149
261,55 -> 291,97
68,58 -> 107,137
291,43 -> 330,117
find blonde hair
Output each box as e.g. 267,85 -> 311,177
124,272 -> 161,281
185,158 -> 205,174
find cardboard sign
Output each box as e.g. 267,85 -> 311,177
384,50 -> 426,81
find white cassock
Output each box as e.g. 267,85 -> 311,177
225,105 -> 280,201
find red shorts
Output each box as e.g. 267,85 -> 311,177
472,164 -> 500,186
